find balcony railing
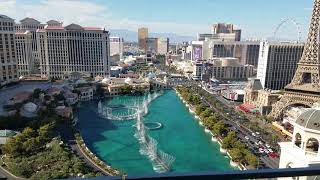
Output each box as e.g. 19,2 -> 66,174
67,167 -> 320,180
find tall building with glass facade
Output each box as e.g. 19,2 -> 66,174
138,27 -> 148,51
157,37 -> 169,55
37,23 -> 110,79
146,37 -> 158,54
0,15 -> 18,85
257,41 -> 304,90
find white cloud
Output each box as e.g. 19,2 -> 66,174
0,0 -> 112,26
0,0 -> 17,17
0,0 -> 208,36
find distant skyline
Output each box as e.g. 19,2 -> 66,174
0,0 -> 314,40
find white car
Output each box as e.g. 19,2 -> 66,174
265,144 -> 271,148
255,141 -> 259,146
268,148 -> 274,153
245,136 -> 250,140
264,149 -> 270,154
259,148 -> 265,153
256,132 -> 260,136
252,133 -> 256,137
258,141 -> 263,145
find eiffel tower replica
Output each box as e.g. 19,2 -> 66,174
269,0 -> 320,120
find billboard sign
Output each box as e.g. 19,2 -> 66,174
193,45 -> 202,61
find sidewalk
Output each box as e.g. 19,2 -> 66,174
0,166 -> 27,180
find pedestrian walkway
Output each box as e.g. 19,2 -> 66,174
0,166 -> 27,180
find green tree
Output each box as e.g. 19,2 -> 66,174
234,140 -> 246,150
6,158 -> 33,178
38,123 -> 54,144
212,112 -> 220,120
32,88 -> 42,99
95,84 -> 105,98
222,131 -> 238,149
271,134 -> 279,145
204,116 -> 217,129
22,137 -> 39,155
186,94 -> 194,104
71,157 -> 87,174
195,104 -> 206,115
192,96 -> 201,105
119,84 -> 133,95
54,93 -> 65,102
245,152 -> 258,168
200,108 -> 212,119
30,172 -> 50,180
229,148 -> 243,163
1,138 -> 22,157
133,86 -> 145,95
22,127 -> 36,138
44,94 -> 51,101
212,121 -> 227,137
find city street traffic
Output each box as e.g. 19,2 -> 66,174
187,81 -> 280,169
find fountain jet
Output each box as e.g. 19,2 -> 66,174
134,101 -> 175,173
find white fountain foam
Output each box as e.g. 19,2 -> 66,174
133,94 -> 175,173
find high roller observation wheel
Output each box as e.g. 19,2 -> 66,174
273,18 -> 302,43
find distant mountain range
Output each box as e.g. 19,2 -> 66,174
109,29 -> 195,43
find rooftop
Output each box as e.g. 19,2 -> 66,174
20,17 -> 40,24
0,14 -> 13,21
295,109 -> 320,131
7,91 -> 32,104
15,30 -> 31,35
0,130 -> 17,137
76,86 -> 93,92
44,24 -> 104,31
246,79 -> 263,91
45,25 -> 64,30
46,87 -> 61,95
46,19 -> 62,25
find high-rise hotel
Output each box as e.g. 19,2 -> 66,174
257,41 -> 304,90
138,27 -> 148,51
0,15 -> 18,85
15,18 -> 46,72
37,23 -> 110,79
15,31 -> 33,76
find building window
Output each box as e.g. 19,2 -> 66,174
305,138 -> 319,154
294,133 -> 302,148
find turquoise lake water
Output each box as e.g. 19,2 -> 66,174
76,90 -> 233,175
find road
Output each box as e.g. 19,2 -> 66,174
188,83 -> 280,169
0,170 -> 7,180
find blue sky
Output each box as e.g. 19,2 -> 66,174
0,0 -> 314,40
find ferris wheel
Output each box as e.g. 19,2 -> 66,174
273,18 -> 302,42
